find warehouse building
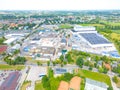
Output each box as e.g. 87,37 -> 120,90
4,38 -> 17,45
71,25 -> 117,55
0,71 -> 21,90
85,78 -> 108,90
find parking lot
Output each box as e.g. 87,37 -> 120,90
26,66 -> 47,81
26,66 -> 47,90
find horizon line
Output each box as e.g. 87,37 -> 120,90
0,9 -> 120,11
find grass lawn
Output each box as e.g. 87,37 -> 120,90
59,24 -> 73,29
108,22 -> 120,26
110,33 -> 120,40
80,79 -> 85,90
112,30 -> 120,34
116,77 -> 120,88
0,64 -> 25,70
80,24 -> 105,27
77,69 -> 112,86
35,80 -> 45,90
21,81 -> 31,90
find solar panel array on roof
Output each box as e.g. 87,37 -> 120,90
80,33 -> 110,45
55,68 -> 67,74
32,37 -> 40,41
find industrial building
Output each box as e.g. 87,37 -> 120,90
0,71 -> 21,90
4,32 -> 28,45
41,25 -> 59,30
4,38 -> 17,45
85,78 -> 108,90
71,25 -> 117,56
22,29 -> 67,60
4,34 -> 25,39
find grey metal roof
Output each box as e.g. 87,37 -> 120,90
54,68 -> 67,74
86,78 -> 108,89
80,33 -> 110,45
61,38 -> 67,43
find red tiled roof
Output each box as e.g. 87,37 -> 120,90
103,62 -> 111,71
69,76 -> 82,90
0,45 -> 7,54
58,81 -> 69,90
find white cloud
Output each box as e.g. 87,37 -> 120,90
0,0 -> 120,10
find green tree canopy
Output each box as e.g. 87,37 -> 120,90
76,57 -> 84,68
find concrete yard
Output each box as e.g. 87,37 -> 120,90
26,66 -> 47,90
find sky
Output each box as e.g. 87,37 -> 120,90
0,0 -> 120,10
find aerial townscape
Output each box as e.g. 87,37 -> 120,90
0,1 -> 120,90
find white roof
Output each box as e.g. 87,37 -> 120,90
74,25 -> 96,31
4,38 -> 17,44
12,44 -> 20,49
85,78 -> 108,90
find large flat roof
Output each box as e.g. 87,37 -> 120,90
79,33 -> 111,45
0,71 -> 20,90
4,38 -> 17,44
85,78 -> 108,90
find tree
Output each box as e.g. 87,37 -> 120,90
94,56 -> 100,62
42,75 -> 50,88
112,65 -> 120,74
89,67 -> 93,71
0,38 -> 4,45
47,61 -> 50,66
52,61 -> 56,66
50,78 -> 60,90
94,63 -> 97,68
13,50 -> 20,55
98,67 -> 104,73
14,56 -> 26,65
61,63 -> 64,67
112,76 -> 118,83
108,86 -> 113,90
48,68 -> 54,78
101,56 -> 109,63
60,55 -> 64,62
84,61 -> 90,66
103,67 -> 108,74
66,53 -> 74,63
63,73 -> 73,82
76,57 -> 84,68
37,61 -> 42,66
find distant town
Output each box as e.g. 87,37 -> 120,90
0,10 -> 120,90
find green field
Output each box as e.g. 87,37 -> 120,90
108,22 -> 120,26
59,24 -> 73,29
112,30 -> 120,34
80,24 -> 105,27
77,69 -> 111,86
0,65 -> 25,70
35,80 -> 45,90
80,79 -> 85,90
